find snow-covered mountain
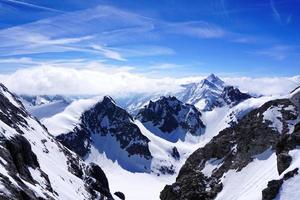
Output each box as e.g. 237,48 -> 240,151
136,96 -> 205,142
56,96 -> 153,173
0,83 -> 121,200
160,89 -> 300,200
114,74 -> 251,114
177,74 -> 251,111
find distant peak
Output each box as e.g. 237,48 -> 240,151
205,73 -> 224,86
207,73 -> 218,79
102,95 -> 116,104
159,96 -> 178,101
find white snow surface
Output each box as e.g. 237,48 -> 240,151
215,147 -> 300,200
42,97 -> 101,135
275,148 -> 300,200
0,89 -> 104,199
263,105 -> 284,133
216,148 -> 278,200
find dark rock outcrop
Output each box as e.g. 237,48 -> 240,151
262,168 -> 298,200
84,163 -> 113,199
136,96 -> 205,141
114,191 -> 125,200
0,134 -> 54,200
161,98 -> 299,200
171,147 -> 180,161
221,86 -> 251,106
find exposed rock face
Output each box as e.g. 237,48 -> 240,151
0,84 -> 30,134
136,96 -> 205,142
177,74 -> 251,111
57,96 -> 152,172
290,86 -> 300,111
0,83 -> 114,200
221,86 -> 251,106
262,168 -> 298,200
171,147 -> 180,161
0,134 -> 54,200
114,191 -> 125,200
84,163 -> 112,199
160,98 -> 299,200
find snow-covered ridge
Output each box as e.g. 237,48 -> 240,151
0,83 -> 117,200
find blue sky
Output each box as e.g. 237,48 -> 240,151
0,0 -> 299,77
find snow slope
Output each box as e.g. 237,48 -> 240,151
0,83 -> 113,200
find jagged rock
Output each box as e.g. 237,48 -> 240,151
57,96 -> 152,172
262,179 -> 283,200
262,168 -> 298,200
56,127 -> 90,157
0,135 -> 54,200
161,98 -> 299,200
84,163 -> 112,199
171,147 -> 180,160
275,123 -> 300,175
114,191 -> 125,200
221,86 -> 251,106
0,83 -> 115,200
277,152 -> 292,175
159,165 -> 175,175
0,84 -> 29,134
136,96 -> 205,142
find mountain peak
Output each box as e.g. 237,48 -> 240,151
102,95 -> 116,104
205,73 -> 224,86
136,96 -> 205,141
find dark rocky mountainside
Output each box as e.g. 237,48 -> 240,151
221,86 -> 251,106
136,96 -> 205,142
0,83 -> 116,200
160,95 -> 300,200
57,96 -> 152,172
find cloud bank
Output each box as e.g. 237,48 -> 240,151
0,66 -> 299,97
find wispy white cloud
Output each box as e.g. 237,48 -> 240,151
251,45 -> 296,60
270,0 -> 293,25
1,0 -> 64,13
164,21 -> 225,38
90,45 -> 126,61
148,63 -> 181,70
0,4 -> 228,61
270,0 -> 282,23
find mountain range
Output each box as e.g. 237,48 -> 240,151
0,74 -> 299,200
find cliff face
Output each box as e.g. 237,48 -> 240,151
160,96 -> 300,200
0,83 -> 114,200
